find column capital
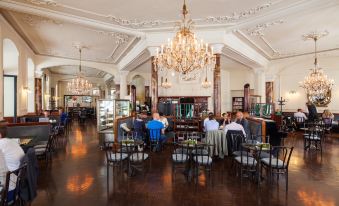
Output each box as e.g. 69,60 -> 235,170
147,46 -> 159,56
211,43 -> 225,54
119,70 -> 129,77
253,67 -> 265,74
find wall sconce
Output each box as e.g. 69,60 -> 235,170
289,90 -> 297,95
23,86 -> 32,94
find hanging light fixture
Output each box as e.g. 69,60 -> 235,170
67,48 -> 93,95
299,31 -> 334,106
153,0 -> 215,80
161,77 -> 172,89
201,68 -> 211,88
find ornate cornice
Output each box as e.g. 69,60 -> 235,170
87,28 -> 130,44
25,0 -> 58,6
302,30 -> 329,41
205,2 -> 273,23
23,0 -> 275,29
247,20 -> 284,36
22,14 -> 63,27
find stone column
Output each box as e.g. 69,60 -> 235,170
0,26 -> 3,120
119,71 -> 129,99
131,85 -> 136,112
17,51 -> 27,116
265,82 -> 274,104
151,56 -> 158,113
211,44 -> 224,116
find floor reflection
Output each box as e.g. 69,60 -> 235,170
298,190 -> 335,206
66,174 -> 94,194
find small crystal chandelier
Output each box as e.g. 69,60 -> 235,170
154,0 -> 215,79
161,77 -> 172,89
299,31 -> 334,103
67,48 -> 93,95
201,68 -> 211,88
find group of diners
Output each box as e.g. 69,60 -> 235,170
203,111 -> 250,138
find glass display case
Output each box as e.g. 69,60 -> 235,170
97,99 -> 131,132
97,100 -> 114,132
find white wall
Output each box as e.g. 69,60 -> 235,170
270,55 -> 339,113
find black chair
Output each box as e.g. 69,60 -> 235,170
125,142 -> 149,176
294,117 -> 306,130
322,118 -> 333,136
260,146 -> 294,191
171,143 -> 189,180
193,143 -> 213,182
304,123 -> 323,152
228,132 -> 249,157
148,128 -> 163,152
1,164 -> 27,206
104,142 -> 128,189
34,134 -> 55,165
233,145 -> 258,182
175,131 -> 187,143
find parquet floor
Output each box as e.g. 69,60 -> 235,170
33,120 -> 339,206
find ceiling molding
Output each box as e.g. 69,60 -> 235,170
85,28 -> 130,44
22,14 -> 63,27
0,0 -> 144,36
247,19 -> 284,36
18,0 -> 276,29
271,48 -> 339,60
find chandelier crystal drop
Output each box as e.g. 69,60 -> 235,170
67,48 -> 93,95
299,33 -> 334,101
154,0 -> 216,79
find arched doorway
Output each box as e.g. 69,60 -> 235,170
3,39 -> 19,117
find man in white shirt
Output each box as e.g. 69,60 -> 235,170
203,112 -> 214,131
294,109 -> 308,122
224,119 -> 246,137
204,114 -> 220,132
0,130 -> 25,193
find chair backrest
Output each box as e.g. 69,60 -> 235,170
323,118 -> 333,129
269,146 -> 294,169
194,143 -> 212,165
172,143 -> 189,162
294,117 -> 305,123
187,131 -> 202,140
128,142 -> 146,162
104,142 -> 122,162
239,146 -> 257,168
148,128 -> 161,141
228,132 -> 245,153
1,164 -> 27,206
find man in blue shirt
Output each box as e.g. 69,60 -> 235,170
147,113 -> 166,152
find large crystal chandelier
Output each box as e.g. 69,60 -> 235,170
154,0 -> 215,79
67,48 -> 93,95
299,31 -> 334,103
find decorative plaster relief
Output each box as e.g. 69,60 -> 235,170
205,2 -> 272,23
25,0 -> 58,6
88,29 -> 130,44
247,20 -> 284,36
105,16 -> 164,28
302,30 -> 329,41
22,15 -> 63,27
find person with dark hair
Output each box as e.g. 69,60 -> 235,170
236,111 -> 250,137
294,108 -> 308,121
306,102 -> 318,122
204,114 -> 220,131
219,112 -> 231,128
203,112 -> 214,131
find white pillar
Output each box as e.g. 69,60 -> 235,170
119,71 -> 129,99
17,51 -> 28,116
254,69 -> 266,104
221,69 -> 231,112
0,26 -> 3,120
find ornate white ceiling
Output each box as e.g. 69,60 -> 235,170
0,0 -> 338,72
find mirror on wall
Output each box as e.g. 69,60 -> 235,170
307,90 -> 331,107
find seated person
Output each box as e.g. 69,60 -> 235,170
159,112 -> 169,131
203,112 -> 214,132
219,112 -> 231,128
294,108 -> 308,122
322,109 -> 334,120
59,107 -> 68,124
133,114 -> 146,140
224,115 -> 246,137
0,129 -> 25,202
147,113 -> 166,151
205,114 -> 220,132
236,111 -> 250,137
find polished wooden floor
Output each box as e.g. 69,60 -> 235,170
33,120 -> 339,206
